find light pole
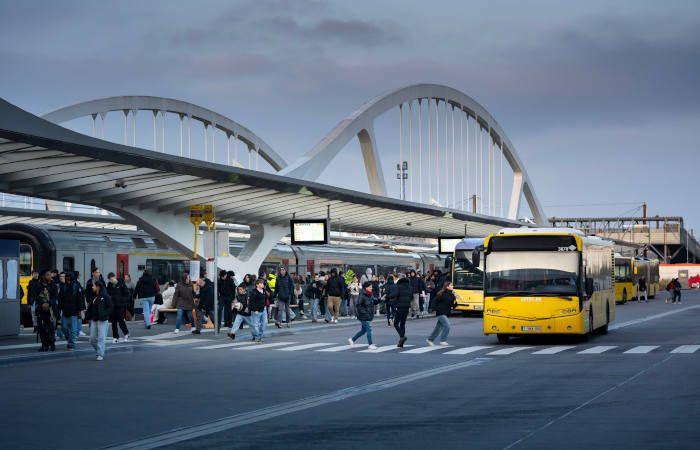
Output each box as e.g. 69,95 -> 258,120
396,161 -> 408,200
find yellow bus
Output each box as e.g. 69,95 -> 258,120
482,228 -> 615,344
614,255 -> 634,304
633,257 -> 660,299
450,238 -> 485,315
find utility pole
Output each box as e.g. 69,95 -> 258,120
471,194 -> 478,214
396,161 -> 408,200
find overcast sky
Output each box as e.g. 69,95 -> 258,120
1,0 -> 699,231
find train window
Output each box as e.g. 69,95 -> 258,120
6,260 -> 18,300
63,257 -> 75,272
90,259 -> 97,273
146,259 -> 186,285
19,244 -> 32,277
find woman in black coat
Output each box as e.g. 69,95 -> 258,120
426,281 -> 457,346
106,272 -> 130,343
86,281 -> 114,361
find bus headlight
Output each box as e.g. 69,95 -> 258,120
486,309 -> 501,314
557,308 -> 578,315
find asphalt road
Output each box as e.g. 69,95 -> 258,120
2,291 -> 699,450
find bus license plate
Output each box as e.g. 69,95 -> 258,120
521,326 -> 541,332
474,305 -> 483,311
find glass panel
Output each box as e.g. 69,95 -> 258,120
19,244 -> 32,277
0,261 -> 4,300
6,260 -> 17,300
486,251 -> 579,295
63,257 -> 75,272
453,252 -> 484,290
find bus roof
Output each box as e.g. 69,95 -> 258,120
455,237 -> 484,251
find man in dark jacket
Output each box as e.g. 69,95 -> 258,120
27,270 -> 42,327
86,280 -> 113,361
195,272 -> 215,334
58,272 -> 83,350
274,267 -> 295,328
408,270 -> 426,318
106,272 -> 130,343
383,276 -> 396,326
325,269 -> 343,323
249,279 -> 267,342
134,270 -> 158,329
388,275 -> 413,347
218,271 -> 235,328
348,282 -> 378,349
305,274 -> 323,322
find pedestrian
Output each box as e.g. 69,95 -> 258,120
27,270 -> 42,328
673,278 -> 682,304
58,272 -> 83,351
123,274 -> 135,320
86,280 -> 113,361
294,278 -> 305,318
196,271 -> 214,330
389,274 -> 412,347
348,281 -> 378,350
425,275 -> 436,314
152,281 -> 175,324
217,271 -> 233,328
249,278 -> 267,343
173,274 -> 197,333
274,267 -> 295,328
348,276 -> 360,319
106,272 -> 130,343
384,275 -> 396,326
35,286 -> 56,352
325,269 -> 343,323
227,285 -> 260,341
305,274 -> 323,322
408,270 -> 426,318
637,277 -> 648,303
426,281 -> 457,346
134,270 -> 159,329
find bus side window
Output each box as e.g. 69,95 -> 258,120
63,256 -> 75,272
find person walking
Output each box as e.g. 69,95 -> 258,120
249,278 -> 267,343
388,274 -> 413,347
227,284 -> 261,341
384,275 -> 396,326
325,269 -> 343,323
134,270 -> 158,329
348,282 -> 378,350
106,272 -> 130,343
274,267 -> 295,328
306,274 -> 323,322
637,277 -> 648,303
123,274 -> 135,320
196,271 -> 215,330
426,281 -> 457,346
173,274 -> 197,333
86,281 -> 113,361
408,270 -> 426,318
672,278 -> 682,304
347,276 -> 360,319
58,272 -> 83,351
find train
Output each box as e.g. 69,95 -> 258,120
0,223 -> 444,308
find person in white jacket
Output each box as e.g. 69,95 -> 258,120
151,281 -> 175,323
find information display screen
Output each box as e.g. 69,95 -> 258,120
438,237 -> 464,254
291,219 -> 329,245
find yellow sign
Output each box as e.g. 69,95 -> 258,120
203,204 -> 215,230
190,204 -> 204,226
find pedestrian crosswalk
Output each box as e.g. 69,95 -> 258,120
185,341 -> 700,357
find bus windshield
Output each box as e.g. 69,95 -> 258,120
485,251 -> 579,296
453,251 -> 483,290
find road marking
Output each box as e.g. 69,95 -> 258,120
143,339 -> 202,346
532,346 -> 577,355
0,342 -> 53,351
234,342 -> 296,350
276,343 -> 336,351
610,304 -> 700,330
401,345 -> 452,354
138,332 -> 185,341
359,344 -> 415,353
624,345 -> 659,354
577,346 -> 617,354
486,347 -> 534,356
316,344 -> 368,352
95,358 -> 491,450
671,345 -> 700,354
443,346 -> 493,355
194,342 -> 255,350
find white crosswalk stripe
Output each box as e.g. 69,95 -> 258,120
276,343 -> 336,351
671,345 -> 700,354
578,346 -> 617,354
624,345 -> 659,354
144,338 -> 202,346
401,345 -> 452,354
234,342 -> 297,351
359,344 -> 415,353
532,346 -> 577,355
316,344 -> 368,352
194,342 -> 256,350
443,346 -> 493,355
486,347 -> 534,356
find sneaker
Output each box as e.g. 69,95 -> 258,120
256,339 -> 263,344
228,333 -> 236,341
398,336 -> 407,348
286,323 -> 291,328
174,329 -> 180,333
426,339 -> 434,346
79,330 -> 87,337
124,334 -> 129,342
368,344 -> 377,350
439,341 -> 449,346
275,322 -> 281,328
325,319 -> 330,323
96,356 -> 103,361
112,338 -> 118,344
191,329 -> 201,335
348,338 -> 355,348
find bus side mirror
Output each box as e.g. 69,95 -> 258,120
585,278 -> 595,296
472,249 -> 480,267
444,256 -> 452,269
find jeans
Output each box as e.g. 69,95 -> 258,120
428,315 -> 451,342
140,297 -> 154,327
62,315 -> 79,349
385,302 -> 396,323
230,313 -> 258,340
352,320 -> 373,345
340,298 -> 348,316
250,311 -> 264,340
175,308 -> 194,330
276,300 -> 291,323
89,320 -> 109,358
310,298 -> 320,321
349,294 -> 359,317
410,293 -> 420,316
394,309 -> 408,338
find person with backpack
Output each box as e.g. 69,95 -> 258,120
637,277 -> 648,303
86,280 -> 113,361
672,278 -> 682,304
348,281 -> 378,350
134,270 -> 159,329
106,272 -> 130,343
426,281 -> 457,346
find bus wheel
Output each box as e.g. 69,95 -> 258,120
497,334 -> 510,344
622,290 -> 628,304
600,304 -> 610,335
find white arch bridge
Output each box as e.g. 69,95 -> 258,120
0,84 -> 546,275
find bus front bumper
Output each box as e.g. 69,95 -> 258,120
483,313 -> 585,335
454,302 -> 483,312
